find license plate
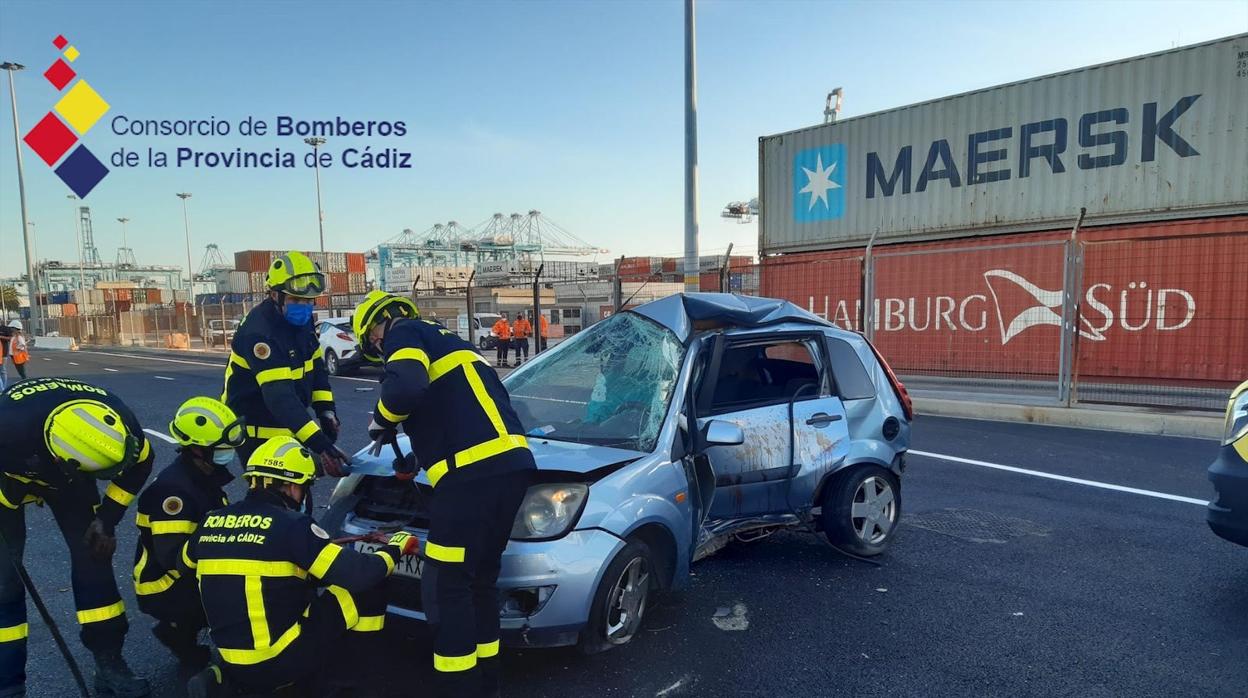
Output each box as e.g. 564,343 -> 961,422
355,541 -> 424,578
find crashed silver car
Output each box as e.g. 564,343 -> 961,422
326,293 -> 912,651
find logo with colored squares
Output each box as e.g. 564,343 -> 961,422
22,35 -> 110,198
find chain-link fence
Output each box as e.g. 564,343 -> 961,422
736,233 -> 1247,411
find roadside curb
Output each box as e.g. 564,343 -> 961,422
913,397 -> 1222,440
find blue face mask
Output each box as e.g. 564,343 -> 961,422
212,448 -> 236,466
284,302 -> 313,326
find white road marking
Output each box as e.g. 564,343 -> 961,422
68,361 -> 79,366
143,428 -> 178,444
103,367 -> 119,372
656,677 -> 690,697
78,350 -> 375,382
155,376 -> 175,381
910,449 -> 1209,506
41,357 -> 51,361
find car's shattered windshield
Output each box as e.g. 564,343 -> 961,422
505,313 -> 684,452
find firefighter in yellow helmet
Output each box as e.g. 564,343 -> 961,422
0,378 -> 156,697
183,436 -> 417,696
132,397 -> 244,669
222,251 -> 350,475
353,290 -> 534,697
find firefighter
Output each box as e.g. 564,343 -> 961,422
353,291 -> 534,697
184,436 -> 418,696
222,251 -> 349,474
132,396 -> 244,669
511,312 -> 531,366
490,315 -> 511,367
0,377 -> 155,697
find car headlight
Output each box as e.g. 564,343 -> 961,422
511,483 -> 588,540
1224,388 -> 1248,446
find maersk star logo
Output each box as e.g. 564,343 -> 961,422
793,144 -> 846,222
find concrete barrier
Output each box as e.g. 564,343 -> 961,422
33,336 -> 77,351
914,397 -> 1222,440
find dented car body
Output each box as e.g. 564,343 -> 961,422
327,293 -> 912,650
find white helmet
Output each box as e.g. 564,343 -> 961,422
7,320 -> 21,331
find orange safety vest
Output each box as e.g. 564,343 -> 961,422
539,315 -> 549,337
492,319 -> 511,340
513,318 -> 532,339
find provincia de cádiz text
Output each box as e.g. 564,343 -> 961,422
107,115 -> 413,169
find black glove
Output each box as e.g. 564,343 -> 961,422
318,411 -> 340,443
83,518 -> 117,562
319,446 -> 353,478
367,419 -> 397,457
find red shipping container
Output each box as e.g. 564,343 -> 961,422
327,272 -> 349,294
699,272 -> 720,292
760,215 -> 1248,385
63,303 -> 77,316
347,253 -> 366,274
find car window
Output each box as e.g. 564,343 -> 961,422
505,312 -> 684,451
825,337 -> 876,400
700,338 -> 826,415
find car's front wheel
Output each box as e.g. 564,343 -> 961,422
325,349 -> 340,376
821,465 -> 900,557
579,539 -> 653,654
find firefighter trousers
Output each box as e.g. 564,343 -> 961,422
422,467 -> 530,698
221,583 -> 387,694
0,479 -> 129,690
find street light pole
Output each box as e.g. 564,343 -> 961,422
3,61 -> 42,335
682,0 -> 701,294
176,192 -> 194,346
68,195 -> 86,294
304,137 -> 327,254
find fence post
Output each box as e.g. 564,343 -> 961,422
465,271 -> 476,347
1057,207 -> 1086,406
154,305 -> 162,347
718,242 -> 734,293
612,256 -> 624,312
531,263 -> 544,356
861,229 -> 880,341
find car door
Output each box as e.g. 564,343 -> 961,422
696,334 -> 850,520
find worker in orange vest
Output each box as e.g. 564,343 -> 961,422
491,316 -> 512,367
511,312 -> 532,367
538,313 -> 549,351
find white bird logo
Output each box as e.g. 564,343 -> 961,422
983,270 -> 1106,344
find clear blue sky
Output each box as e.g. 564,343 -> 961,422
1,0 -> 1244,277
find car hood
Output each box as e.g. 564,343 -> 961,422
346,435 -> 644,482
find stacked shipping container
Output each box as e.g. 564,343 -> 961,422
757,35 -> 1248,391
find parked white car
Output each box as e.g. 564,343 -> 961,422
316,316 -> 362,375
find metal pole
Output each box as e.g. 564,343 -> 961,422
862,229 -> 880,339
718,242 -> 734,293
1058,207 -> 1087,406
68,195 -> 85,294
532,263 -> 544,356
465,271 -> 476,347
3,63 -> 42,335
177,193 -> 194,349
305,137 -> 327,254
612,255 -> 624,312
682,0 -> 700,294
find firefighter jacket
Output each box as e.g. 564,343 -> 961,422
132,454 -> 231,604
0,377 -> 153,530
371,319 -> 535,488
223,298 -> 335,453
180,488 -> 400,667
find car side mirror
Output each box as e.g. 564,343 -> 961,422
701,420 -> 744,447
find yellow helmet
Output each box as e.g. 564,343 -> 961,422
44,399 -> 140,480
351,291 -> 419,362
243,436 -> 316,486
169,397 -> 245,449
266,251 -> 326,298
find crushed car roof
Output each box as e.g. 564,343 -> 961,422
631,292 -> 830,342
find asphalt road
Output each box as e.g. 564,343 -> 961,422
13,349 -> 1245,697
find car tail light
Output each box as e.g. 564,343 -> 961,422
864,338 -> 913,421
337,332 -> 353,342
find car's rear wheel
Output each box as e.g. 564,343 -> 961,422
821,464 -> 900,557
579,539 -> 653,654
325,349 -> 340,376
